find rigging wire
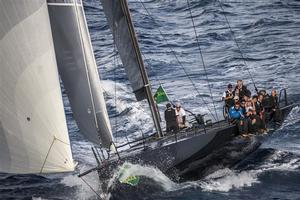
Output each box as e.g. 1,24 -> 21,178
79,176 -> 103,199
217,0 -> 258,93
137,0 -> 218,121
113,47 -> 118,143
112,52 -> 132,146
141,51 -> 163,86
186,0 -> 219,121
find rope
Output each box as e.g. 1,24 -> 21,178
137,0 -> 217,121
186,0 -> 219,121
141,51 -> 163,86
79,176 -> 103,199
217,0 -> 258,93
40,137 -> 56,174
112,2 -> 119,144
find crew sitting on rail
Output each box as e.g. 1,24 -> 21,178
175,103 -> 187,129
222,83 -> 234,111
223,80 -> 281,134
244,99 -> 261,133
228,102 -> 248,135
164,103 -> 178,133
240,99 -> 246,114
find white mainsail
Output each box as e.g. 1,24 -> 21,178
0,0 -> 74,173
47,0 -> 113,148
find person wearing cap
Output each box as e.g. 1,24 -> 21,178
222,84 -> 235,110
228,102 -> 249,135
164,103 -> 178,133
175,103 -> 187,129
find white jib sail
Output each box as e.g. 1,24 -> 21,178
47,0 -> 113,148
0,0 -> 75,173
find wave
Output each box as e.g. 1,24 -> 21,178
106,148 -> 300,197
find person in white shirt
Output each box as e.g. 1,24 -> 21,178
175,103 -> 187,128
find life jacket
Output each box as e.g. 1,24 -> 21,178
224,90 -> 234,107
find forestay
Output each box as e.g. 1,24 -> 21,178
47,0 -> 113,148
0,0 -> 74,173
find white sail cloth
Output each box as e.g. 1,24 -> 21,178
47,0 -> 113,148
0,0 -> 74,173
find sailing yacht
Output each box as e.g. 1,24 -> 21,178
0,0 -> 296,195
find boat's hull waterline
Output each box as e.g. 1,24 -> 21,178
95,102 -> 296,194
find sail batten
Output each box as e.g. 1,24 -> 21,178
0,0 -> 74,174
47,0 -> 113,148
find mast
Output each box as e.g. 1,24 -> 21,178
119,0 -> 163,137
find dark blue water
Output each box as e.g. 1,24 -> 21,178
1,0 -> 300,199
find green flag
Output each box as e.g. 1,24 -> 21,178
120,175 -> 140,186
118,164 -> 140,186
154,85 -> 169,104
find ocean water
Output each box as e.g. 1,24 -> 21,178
1,0 -> 300,199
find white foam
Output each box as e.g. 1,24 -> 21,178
61,172 -> 107,200
106,148 -> 300,194
32,197 -> 48,200
108,162 -> 178,191
199,168 -> 259,192
280,106 -> 300,129
101,80 -> 154,143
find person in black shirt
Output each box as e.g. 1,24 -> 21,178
270,88 -> 281,122
257,94 -> 267,131
234,80 -> 251,100
164,103 -> 178,133
222,84 -> 235,113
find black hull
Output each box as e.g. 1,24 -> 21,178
96,103 -> 296,192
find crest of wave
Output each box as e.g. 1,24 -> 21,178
107,162 -> 179,191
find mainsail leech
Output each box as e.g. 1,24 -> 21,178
100,0 -> 163,137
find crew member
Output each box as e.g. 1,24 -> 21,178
175,103 -> 187,129
229,102 -> 248,135
222,84 -> 234,111
257,94 -> 267,132
270,88 -> 281,122
234,80 -> 251,100
164,103 -> 178,133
